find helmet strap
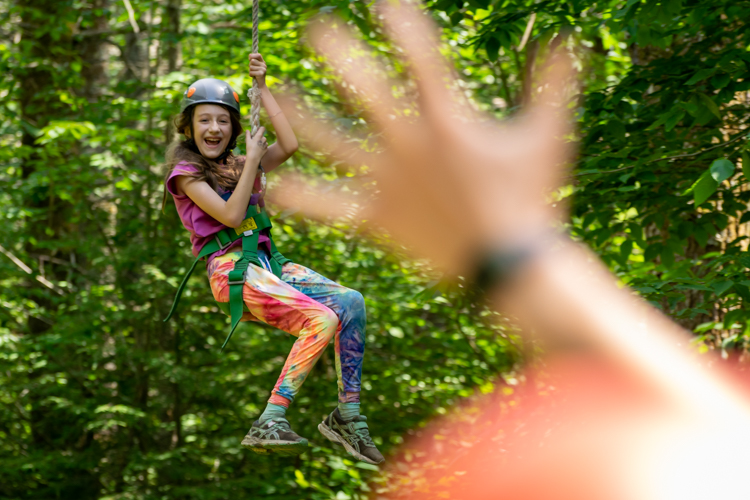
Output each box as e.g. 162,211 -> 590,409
215,137 -> 237,162
185,138 -> 199,154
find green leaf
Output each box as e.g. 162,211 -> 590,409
709,158 -> 734,183
355,462 -> 380,471
582,212 -> 597,229
710,73 -> 731,89
294,469 -> 310,488
606,120 -> 626,140
681,99 -> 700,117
664,110 -> 686,131
724,309 -> 744,329
686,68 -> 715,85
661,247 -> 674,268
647,111 -> 672,130
693,224 -> 709,247
628,222 -> 644,244
485,36 -> 500,61
713,280 -> 734,296
685,159 -> 732,206
644,243 -> 662,262
697,93 -> 721,119
735,284 -> 750,301
689,170 -> 718,206
115,177 -> 133,191
742,152 -> 750,181
620,239 -> 633,261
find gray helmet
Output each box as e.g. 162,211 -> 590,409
180,78 -> 240,114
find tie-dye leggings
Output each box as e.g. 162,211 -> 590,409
207,247 -> 365,407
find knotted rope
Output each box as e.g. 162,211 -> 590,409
247,0 -> 261,137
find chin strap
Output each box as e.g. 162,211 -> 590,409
215,138 -> 237,162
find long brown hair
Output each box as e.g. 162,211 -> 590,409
161,104 -> 244,211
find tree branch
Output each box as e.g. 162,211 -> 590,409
572,131 -> 750,178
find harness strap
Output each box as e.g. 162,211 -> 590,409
224,227 -> 260,350
162,238 -> 222,323
163,204 -> 291,352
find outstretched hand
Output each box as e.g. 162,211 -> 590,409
272,2 -> 576,276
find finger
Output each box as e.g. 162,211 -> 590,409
520,49 -> 578,181
379,2 -> 461,120
526,49 -> 577,141
251,126 -> 266,141
269,173 -> 367,222
277,94 -> 382,169
307,18 -> 406,137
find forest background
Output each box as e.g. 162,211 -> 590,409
2,0 -> 750,498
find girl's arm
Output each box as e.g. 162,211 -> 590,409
249,53 -> 298,173
176,127 -> 268,228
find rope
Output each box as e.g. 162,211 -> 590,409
247,0 -> 261,137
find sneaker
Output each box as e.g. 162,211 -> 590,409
241,418 -> 309,456
318,408 -> 385,465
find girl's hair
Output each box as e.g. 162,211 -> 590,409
161,104 -> 244,211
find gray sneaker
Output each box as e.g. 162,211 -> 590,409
241,418 -> 309,456
318,408 -> 385,465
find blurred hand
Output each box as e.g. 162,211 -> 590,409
248,53 -> 267,88
265,5 -> 750,499
273,2 -> 575,276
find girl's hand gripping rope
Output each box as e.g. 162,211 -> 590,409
246,126 -> 268,164
249,53 -> 268,89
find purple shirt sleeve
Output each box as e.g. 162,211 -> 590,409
166,162 -> 271,260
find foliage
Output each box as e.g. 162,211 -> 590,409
0,1 -> 516,498
2,0 -> 750,498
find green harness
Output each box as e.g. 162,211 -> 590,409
163,203 -> 290,350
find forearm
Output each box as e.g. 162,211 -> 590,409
260,86 -> 298,155
225,156 -> 260,226
492,239 -> 750,417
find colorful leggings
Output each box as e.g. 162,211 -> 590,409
207,247 -> 365,407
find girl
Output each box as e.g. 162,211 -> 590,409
162,53 -> 383,464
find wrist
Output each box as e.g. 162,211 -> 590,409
245,154 -> 262,167
469,228 -> 567,297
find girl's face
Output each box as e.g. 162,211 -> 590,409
189,104 -> 233,159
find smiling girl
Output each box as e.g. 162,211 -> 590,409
161,54 -> 383,463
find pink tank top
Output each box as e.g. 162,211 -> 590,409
165,162 -> 270,263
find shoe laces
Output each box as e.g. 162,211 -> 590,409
352,422 -> 376,448
266,418 -> 292,431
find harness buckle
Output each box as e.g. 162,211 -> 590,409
227,270 -> 247,286
215,233 -> 232,251
227,264 -> 248,285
